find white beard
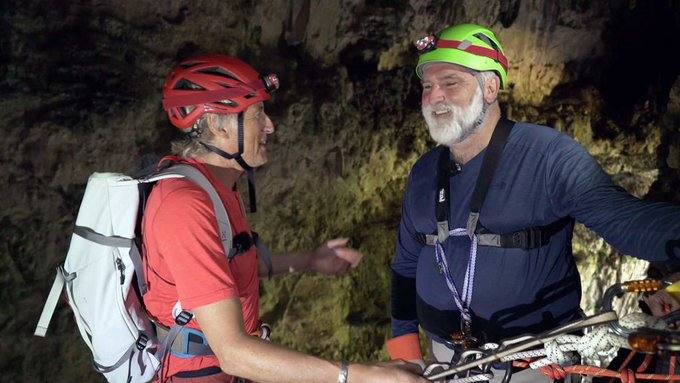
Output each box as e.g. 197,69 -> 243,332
422,85 -> 486,146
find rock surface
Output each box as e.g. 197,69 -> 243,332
1,1 -> 679,381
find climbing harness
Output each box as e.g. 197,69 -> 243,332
423,118 -> 571,346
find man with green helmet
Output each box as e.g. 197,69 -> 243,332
387,23 -> 680,382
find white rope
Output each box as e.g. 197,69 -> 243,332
479,313 -> 661,370
525,312 -> 661,368
528,326 -> 619,368
447,373 -> 494,383
499,348 -> 546,362
426,312 -> 660,382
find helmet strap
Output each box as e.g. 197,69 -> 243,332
473,101 -> 489,129
196,112 -> 258,213
472,74 -> 490,129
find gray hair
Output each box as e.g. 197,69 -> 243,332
170,113 -> 237,158
474,70 -> 500,91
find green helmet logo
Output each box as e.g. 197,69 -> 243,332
416,24 -> 508,88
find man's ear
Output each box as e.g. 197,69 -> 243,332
205,114 -> 231,137
483,75 -> 501,104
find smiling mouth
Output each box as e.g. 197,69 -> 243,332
432,110 -> 451,117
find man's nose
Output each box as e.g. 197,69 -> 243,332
426,84 -> 446,105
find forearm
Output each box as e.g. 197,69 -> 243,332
258,251 -> 311,278
197,299 -> 422,383
217,334 -> 341,383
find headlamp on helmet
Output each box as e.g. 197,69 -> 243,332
415,34 -> 437,53
262,73 -> 280,93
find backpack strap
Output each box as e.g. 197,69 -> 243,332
151,164 -> 272,274
72,225 -> 149,297
148,165 -> 275,369
34,269 -> 68,337
35,225 -> 149,337
149,165 -> 235,262
156,320 -> 214,357
254,233 -> 274,280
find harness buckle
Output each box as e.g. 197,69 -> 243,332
511,228 -> 543,249
527,228 -> 542,249
175,310 -> 193,326
512,231 -> 526,249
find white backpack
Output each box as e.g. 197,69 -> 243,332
33,164 -> 264,383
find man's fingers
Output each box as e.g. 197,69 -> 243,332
326,238 -> 349,249
334,248 -> 363,268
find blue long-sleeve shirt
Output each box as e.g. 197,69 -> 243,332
391,122 -> 680,344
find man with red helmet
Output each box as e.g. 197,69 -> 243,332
146,54 -> 426,383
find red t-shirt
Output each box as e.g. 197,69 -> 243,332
142,157 -> 260,380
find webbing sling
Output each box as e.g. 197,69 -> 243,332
425,118 -> 570,249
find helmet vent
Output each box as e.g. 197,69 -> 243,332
197,67 -> 239,81
215,99 -> 238,107
179,62 -> 199,69
473,33 -> 501,52
180,105 -> 196,117
175,79 -> 205,91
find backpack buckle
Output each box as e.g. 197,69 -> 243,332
136,333 -> 149,350
175,310 -> 194,326
229,232 -> 255,260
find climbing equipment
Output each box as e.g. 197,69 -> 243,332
422,279 -> 680,382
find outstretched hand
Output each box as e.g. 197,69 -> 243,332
308,238 -> 363,276
643,289 -> 680,316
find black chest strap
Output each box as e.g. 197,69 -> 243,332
435,146 -> 461,242
425,118 -> 569,250
465,118 -> 514,236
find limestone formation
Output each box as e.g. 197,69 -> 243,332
1,1 -> 678,381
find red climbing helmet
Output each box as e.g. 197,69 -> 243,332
162,54 -> 279,129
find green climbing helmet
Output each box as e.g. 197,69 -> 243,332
415,23 -> 508,88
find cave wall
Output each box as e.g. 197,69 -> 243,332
1,0 -> 679,381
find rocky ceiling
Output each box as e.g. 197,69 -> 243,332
1,0 -> 679,381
